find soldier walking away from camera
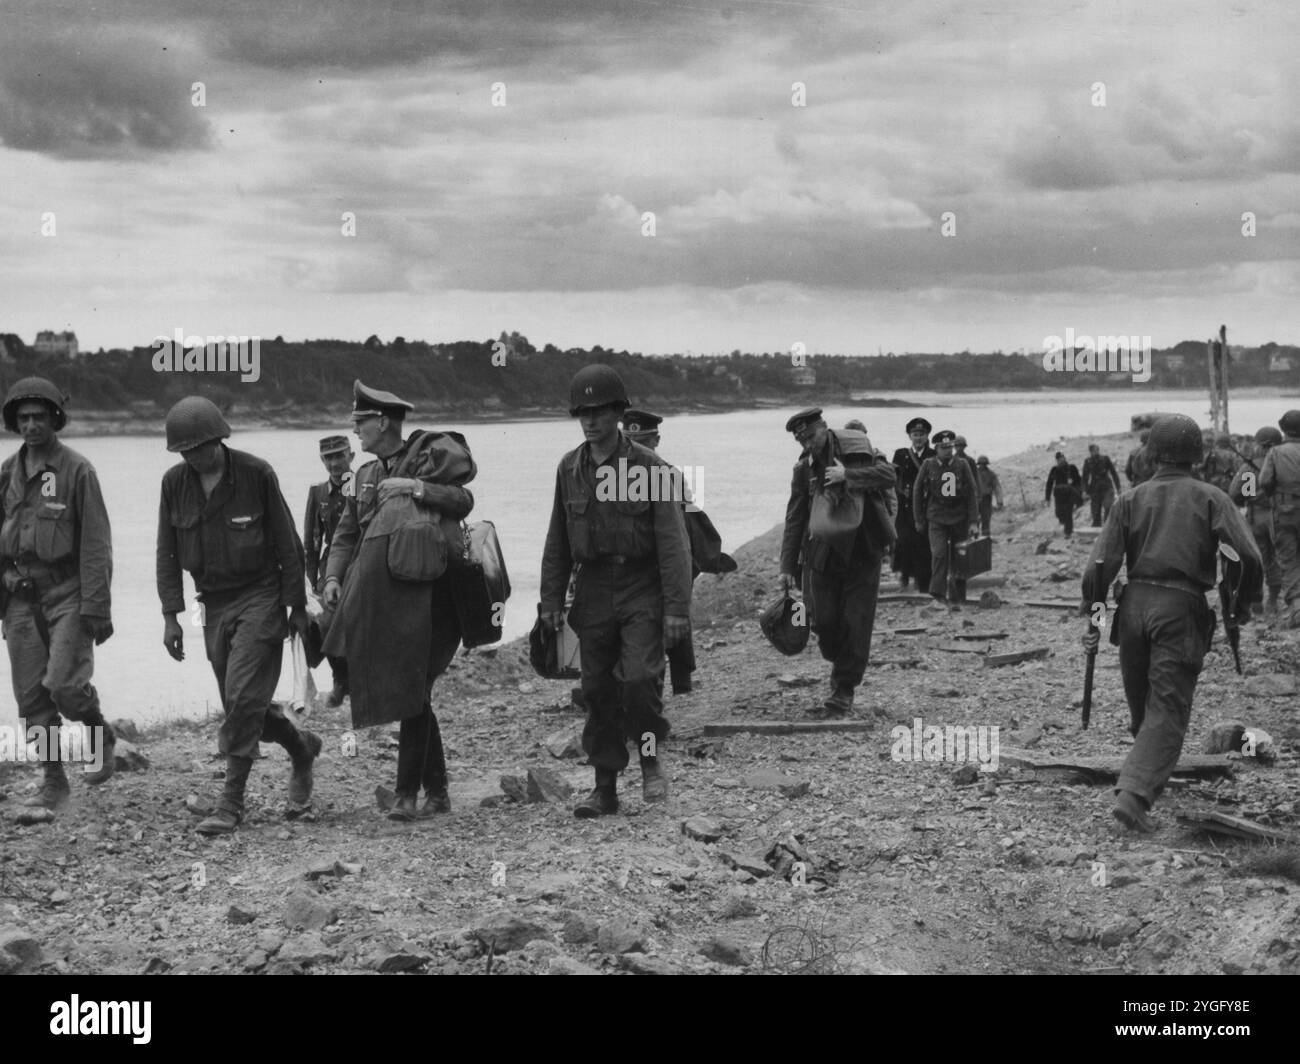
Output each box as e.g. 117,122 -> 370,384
322,382 -> 476,822
1082,444 -> 1122,527
975,456 -> 1003,536
1082,414 -> 1261,833
1230,426 -> 1283,620
1045,452 -> 1082,538
1201,433 -> 1241,493
622,408 -> 736,695
1,378 -> 115,810
781,409 -> 896,717
157,397 -> 320,835
891,418 -> 934,591
1125,430 -> 1156,486
540,366 -> 692,817
914,430 -> 978,608
304,435 -> 354,707
1259,410 -> 1300,629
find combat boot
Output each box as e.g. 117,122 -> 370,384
22,763 -> 70,810
574,767 -> 618,819
640,756 -> 669,802
198,755 -> 250,835
812,685 -> 854,719
1113,790 -> 1156,834
324,683 -> 346,709
387,793 -> 419,821
82,722 -> 116,786
196,804 -> 242,836
417,786 -> 451,818
285,730 -> 323,816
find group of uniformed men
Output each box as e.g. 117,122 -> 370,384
5,366 -> 1298,837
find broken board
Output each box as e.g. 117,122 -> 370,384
703,720 -> 878,737
983,647 -> 1051,667
996,747 -> 1234,784
1175,809 -> 1298,844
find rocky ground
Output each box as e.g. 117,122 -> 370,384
2,429 -> 1298,977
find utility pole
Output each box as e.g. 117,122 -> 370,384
1206,324 -> 1229,434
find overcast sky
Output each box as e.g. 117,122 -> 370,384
1,0 -> 1296,355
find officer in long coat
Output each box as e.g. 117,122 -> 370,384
891,417 -> 934,591
780,408 -> 897,716
1,378 -> 115,810
1083,415 -> 1261,832
540,366 -> 692,817
321,381 -> 477,821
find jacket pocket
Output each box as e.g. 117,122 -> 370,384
169,509 -> 202,572
34,503 -> 75,561
613,498 -> 651,557
565,497 -> 593,558
226,512 -> 266,575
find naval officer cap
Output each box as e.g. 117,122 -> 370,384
622,408 -> 663,435
784,407 -> 823,434
905,417 -> 932,435
932,430 -> 957,445
351,379 -> 414,420
319,435 -> 351,455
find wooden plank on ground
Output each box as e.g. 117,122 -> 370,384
878,594 -> 936,604
867,658 -> 921,668
967,574 -> 1007,588
893,626 -> 928,635
997,747 -> 1234,783
954,630 -> 1008,640
1016,599 -> 1081,610
1175,809 -> 1298,844
983,647 -> 1051,667
934,642 -> 988,655
703,720 -> 879,737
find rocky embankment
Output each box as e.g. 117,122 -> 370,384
2,429 -> 1299,976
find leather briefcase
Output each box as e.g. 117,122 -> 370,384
953,535 -> 993,579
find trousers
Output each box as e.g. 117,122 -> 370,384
926,522 -> 966,603
1089,486 -> 1116,527
1116,583 -> 1211,805
572,560 -> 669,771
803,539 -> 882,691
1053,488 -> 1076,536
202,579 -> 289,759
4,578 -> 105,738
1273,508 -> 1300,606
1249,511 -> 1280,601
395,703 -> 448,796
978,497 -> 993,537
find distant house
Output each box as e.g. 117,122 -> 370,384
1270,354 -> 1295,373
790,366 -> 816,387
33,330 -> 78,358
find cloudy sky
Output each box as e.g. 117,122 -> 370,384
1,0 -> 1296,356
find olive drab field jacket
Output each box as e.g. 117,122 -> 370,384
0,439 -> 112,618
157,445 -> 305,612
540,433 -> 692,619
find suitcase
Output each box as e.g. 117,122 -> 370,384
450,521 -> 512,647
953,535 -> 993,579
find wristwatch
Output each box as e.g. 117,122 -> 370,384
414,481 -> 424,502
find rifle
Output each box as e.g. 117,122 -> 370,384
1218,543 -> 1243,675
1082,559 -> 1103,729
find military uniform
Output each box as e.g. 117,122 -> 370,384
891,427 -> 935,589
975,460 -> 1003,536
781,421 -> 896,711
913,438 -> 978,604
1082,451 -> 1121,527
157,445 -> 308,763
1,428 -> 114,802
540,433 -> 691,772
1259,431 -> 1300,622
1125,441 -> 1156,486
303,436 -> 353,698
1083,463 -> 1261,820
1045,459 -> 1082,537
323,383 -> 476,817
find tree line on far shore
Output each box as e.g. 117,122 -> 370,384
0,332 -> 1295,416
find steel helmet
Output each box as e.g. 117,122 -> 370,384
568,365 -> 629,416
1147,414 -> 1204,465
1280,410 -> 1300,437
165,396 -> 231,453
3,377 -> 68,433
760,593 -> 810,656
1254,426 -> 1283,447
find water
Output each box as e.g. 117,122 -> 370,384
0,389 -> 1289,726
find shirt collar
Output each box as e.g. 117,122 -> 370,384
19,438 -> 67,477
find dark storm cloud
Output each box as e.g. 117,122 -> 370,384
0,33 -> 213,159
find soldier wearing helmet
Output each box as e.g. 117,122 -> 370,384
1259,410 -> 1300,627
1082,414 -> 1261,833
539,365 -> 692,817
156,396 -> 320,835
1200,431 -> 1241,493
1125,428 -> 1156,486
1229,427 -> 1283,619
1,377 -> 115,810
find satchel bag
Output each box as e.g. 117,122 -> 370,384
450,520 -> 512,647
381,493 -> 449,582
